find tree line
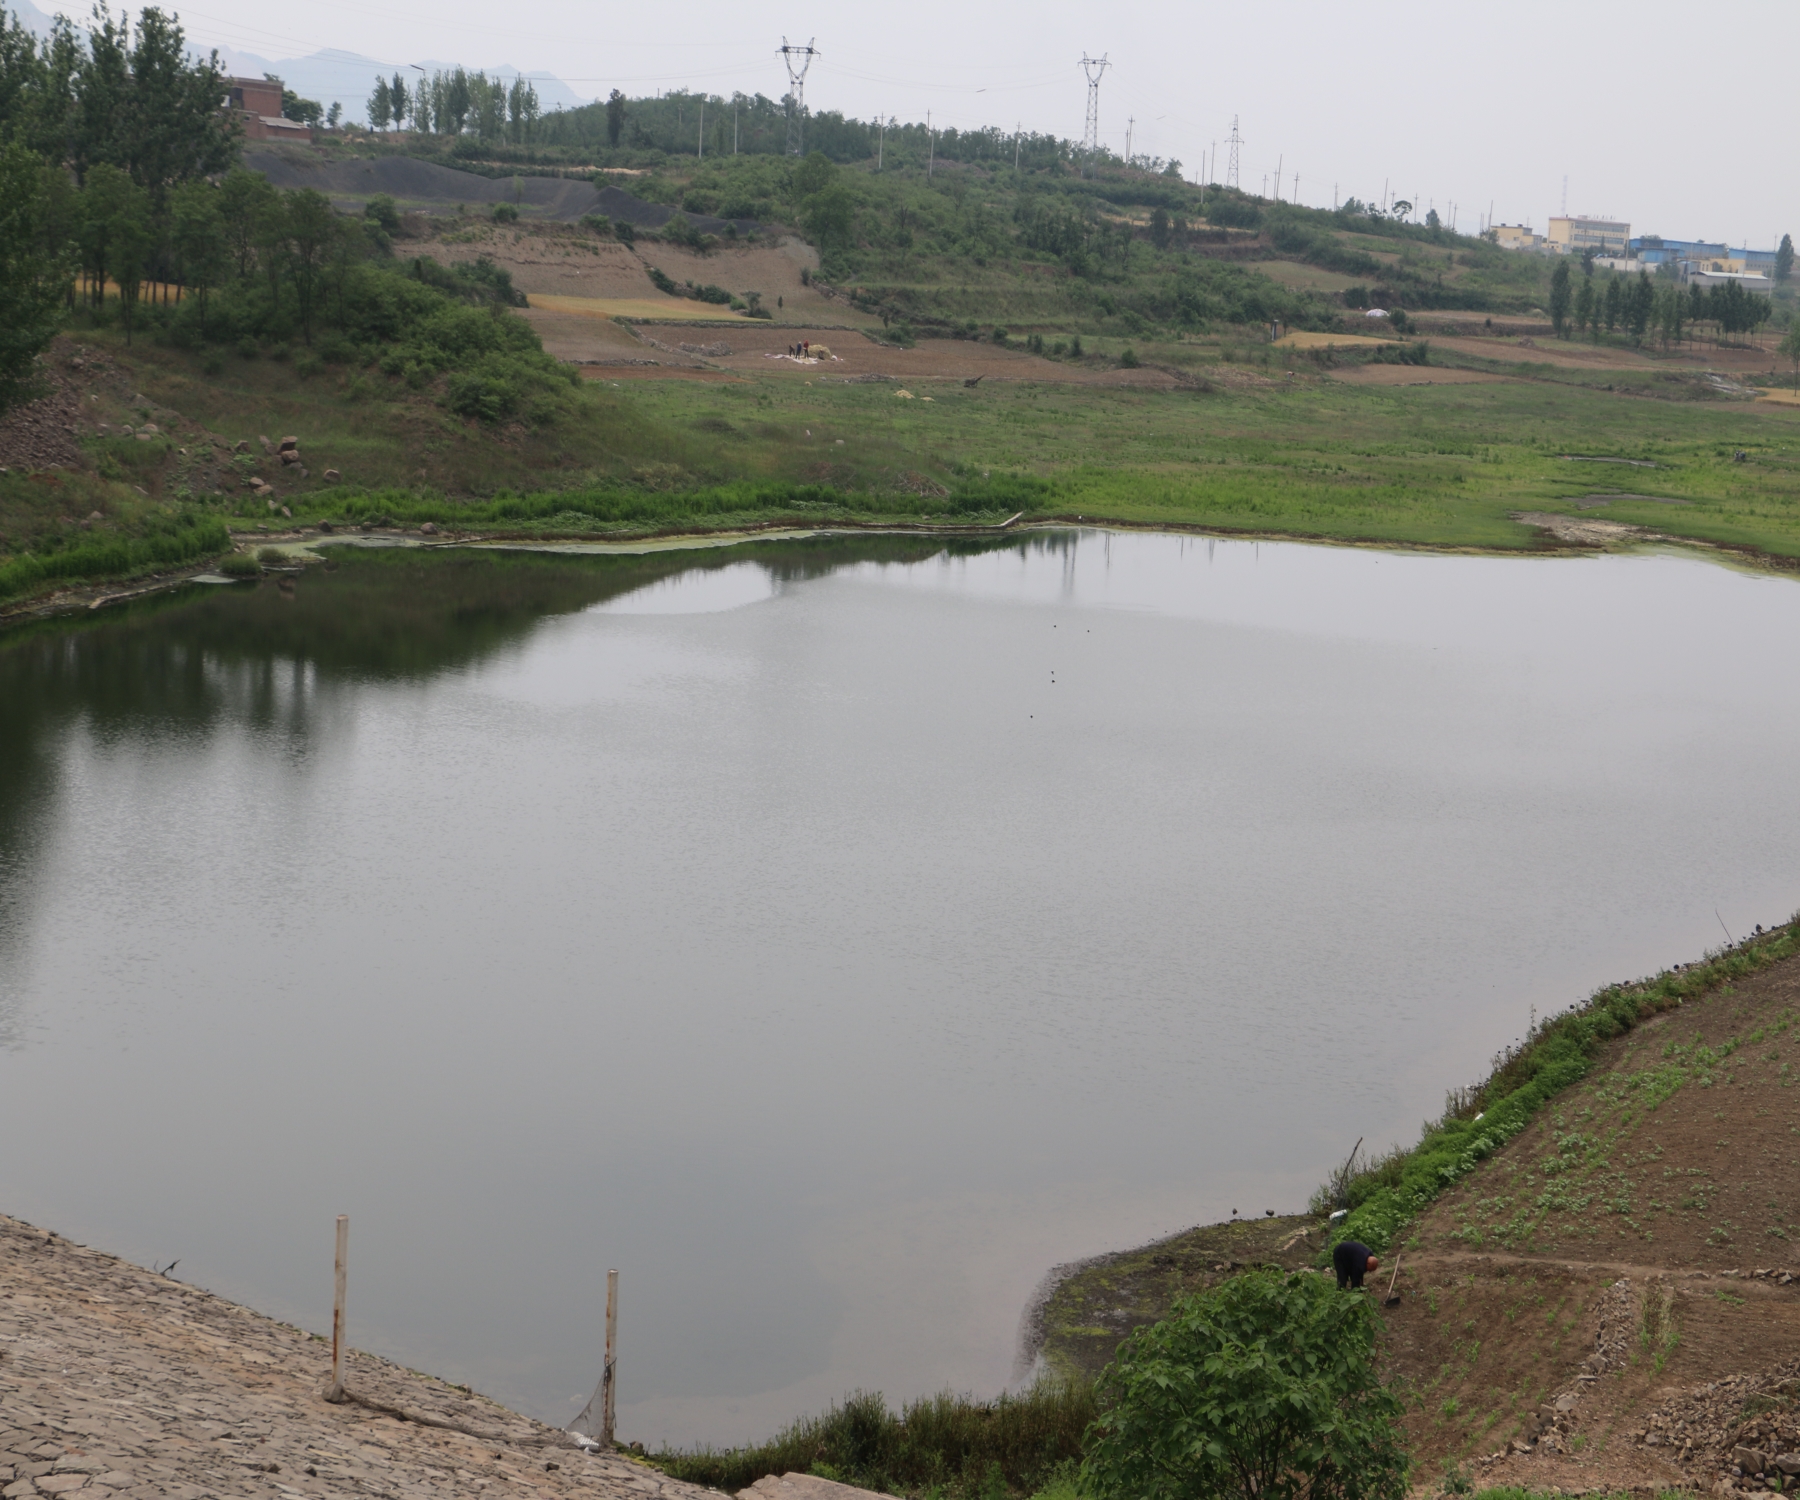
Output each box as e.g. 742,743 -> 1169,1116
0,3 -> 574,426
366,66 -> 540,143
1548,259 -> 1773,346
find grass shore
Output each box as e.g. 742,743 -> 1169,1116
6,327 -> 1800,611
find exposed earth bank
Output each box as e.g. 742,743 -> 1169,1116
1031,938 -> 1800,1497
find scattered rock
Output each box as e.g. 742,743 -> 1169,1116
258,434 -> 273,453
233,439 -> 250,453
420,522 -> 438,535
278,435 -> 298,451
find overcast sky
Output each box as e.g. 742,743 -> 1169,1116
98,0 -> 1800,247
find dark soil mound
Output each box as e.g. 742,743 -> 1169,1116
243,150 -> 759,236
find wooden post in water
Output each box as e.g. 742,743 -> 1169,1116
601,1268 -> 618,1446
327,1215 -> 349,1402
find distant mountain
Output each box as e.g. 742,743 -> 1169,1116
5,0 -> 591,121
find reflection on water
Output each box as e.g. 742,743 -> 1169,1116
2,531 -> 1799,1446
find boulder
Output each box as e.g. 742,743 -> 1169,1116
258,435 -> 273,453
233,439 -> 250,453
419,522 -> 438,535
279,435 -> 298,451
323,468 -> 341,481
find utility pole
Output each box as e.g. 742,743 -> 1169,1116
1079,53 -> 1109,177
927,109 -> 933,178
1561,174 -> 1567,216
734,99 -> 738,154
1125,115 -> 1134,165
778,36 -> 816,156
1014,121 -> 1020,173
1225,115 -> 1241,190
877,115 -> 884,170
697,97 -> 703,159
1275,153 -> 1282,201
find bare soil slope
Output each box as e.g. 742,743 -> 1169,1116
1386,947 -> 1800,1493
1035,946 -> 1800,1499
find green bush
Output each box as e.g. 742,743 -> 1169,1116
492,202 -> 519,222
364,195 -> 401,235
1117,346 -> 1139,368
1084,1271 -> 1408,1500
217,552 -> 261,577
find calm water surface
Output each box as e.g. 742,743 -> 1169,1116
2,531 -> 1798,1445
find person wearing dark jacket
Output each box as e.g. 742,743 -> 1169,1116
1332,1239 -> 1378,1290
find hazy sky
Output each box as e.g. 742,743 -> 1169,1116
88,0 -> 1800,246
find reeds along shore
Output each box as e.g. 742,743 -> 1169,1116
650,1382 -> 1095,1497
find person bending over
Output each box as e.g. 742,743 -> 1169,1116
1332,1239 -> 1378,1290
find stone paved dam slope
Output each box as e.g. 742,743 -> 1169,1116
0,1213 -> 715,1500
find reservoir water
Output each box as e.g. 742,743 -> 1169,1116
2,530 -> 1798,1446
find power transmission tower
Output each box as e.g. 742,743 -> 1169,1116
1225,115 -> 1241,190
778,37 -> 817,156
1079,53 -> 1109,175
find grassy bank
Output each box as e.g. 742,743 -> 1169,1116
8,325 -> 1800,611
1323,916 -> 1800,1260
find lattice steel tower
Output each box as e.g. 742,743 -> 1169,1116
1226,116 -> 1242,190
779,37 -> 817,155
1079,53 -> 1109,173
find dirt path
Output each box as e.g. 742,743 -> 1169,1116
0,1212 -> 714,1500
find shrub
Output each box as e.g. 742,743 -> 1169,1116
646,265 -> 678,296
1084,1271 -> 1408,1500
1068,334 -> 1084,358
612,218 -> 635,244
364,195 -> 401,235
446,367 -> 519,423
1118,346 -> 1139,368
217,552 -> 262,578
256,547 -> 286,564
492,202 -> 519,222
1368,340 -> 1429,366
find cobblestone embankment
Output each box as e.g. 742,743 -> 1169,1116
0,1213 -> 717,1500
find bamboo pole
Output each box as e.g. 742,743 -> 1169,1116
326,1215 -> 349,1402
601,1268 -> 618,1446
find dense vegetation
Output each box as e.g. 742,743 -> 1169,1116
0,3 -> 574,430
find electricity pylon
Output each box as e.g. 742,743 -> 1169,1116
779,37 -> 817,155
1079,53 -> 1109,176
